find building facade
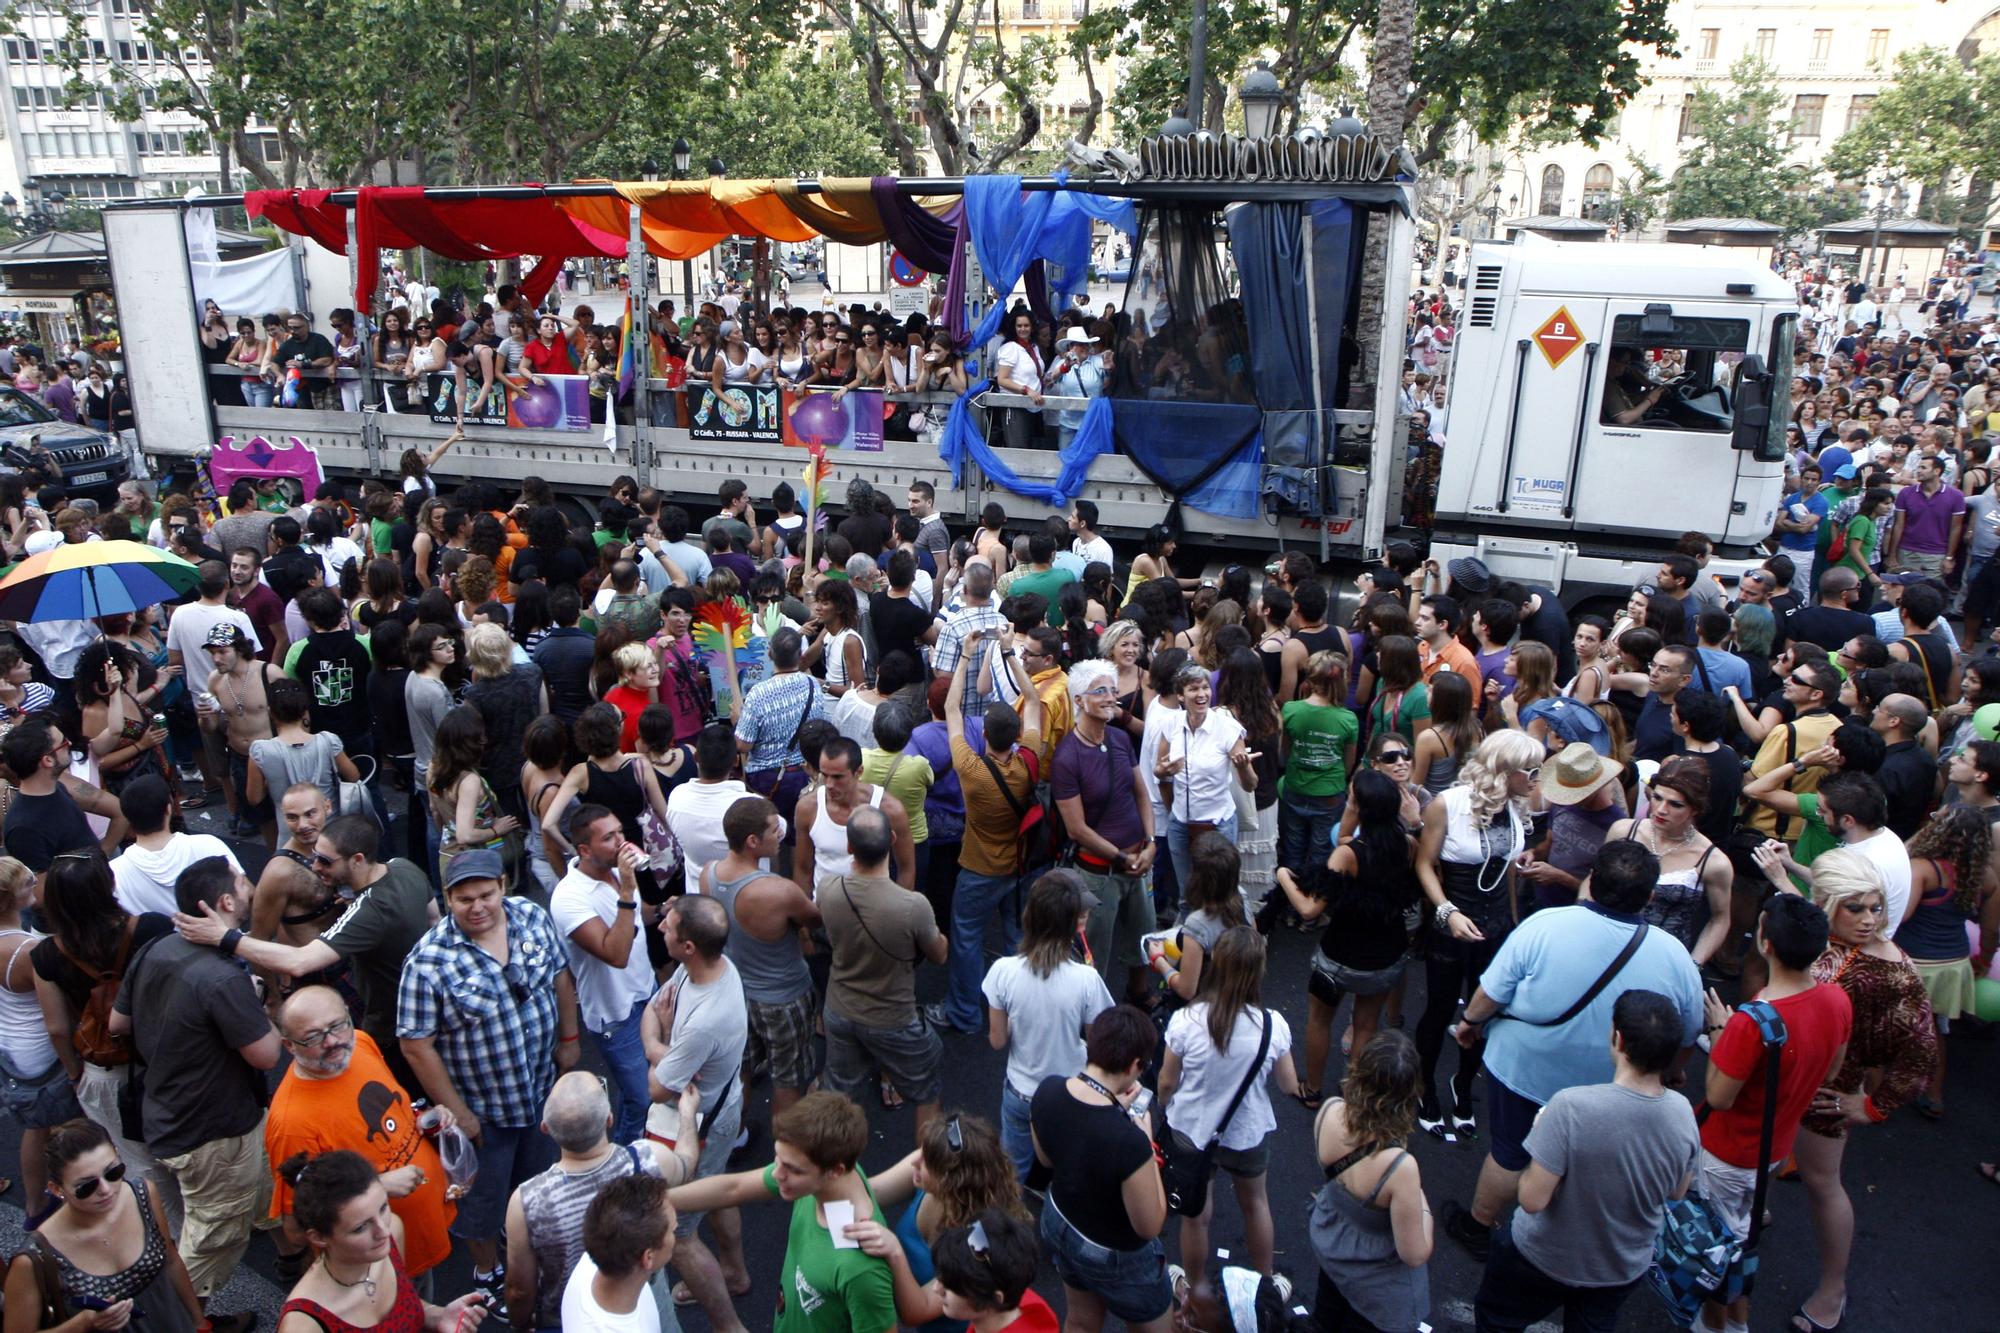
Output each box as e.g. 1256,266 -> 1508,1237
1488,0 -> 2000,232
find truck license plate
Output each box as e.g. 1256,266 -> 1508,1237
72,471 -> 108,485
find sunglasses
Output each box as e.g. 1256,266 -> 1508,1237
70,1160 -> 127,1199
502,960 -> 532,1004
1377,749 -> 1411,764
945,1115 -> 963,1154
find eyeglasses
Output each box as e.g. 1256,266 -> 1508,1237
287,1016 -> 353,1049
69,1160 -> 127,1199
1377,749 -> 1411,764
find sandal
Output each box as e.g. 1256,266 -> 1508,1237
879,1077 -> 904,1110
1293,1086 -> 1322,1113
1790,1298 -> 1845,1332
1912,1094 -> 1944,1120
672,1277 -> 751,1308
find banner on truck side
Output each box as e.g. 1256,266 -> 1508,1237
687,383 -> 783,442
422,373 -> 592,432
210,434 -> 324,508
782,388 -> 884,452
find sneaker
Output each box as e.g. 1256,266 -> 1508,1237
1442,1201 -> 1492,1261
924,1002 -> 972,1035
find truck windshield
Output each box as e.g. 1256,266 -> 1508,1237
1600,314 -> 1750,432
0,390 -> 56,429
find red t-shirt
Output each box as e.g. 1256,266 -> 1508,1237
1699,983 -> 1852,1168
605,683 -> 649,752
522,339 -> 575,375
1014,1292 -> 1061,1332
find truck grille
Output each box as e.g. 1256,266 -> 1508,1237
54,442 -> 109,463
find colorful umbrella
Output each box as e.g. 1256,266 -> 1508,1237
0,540 -> 202,623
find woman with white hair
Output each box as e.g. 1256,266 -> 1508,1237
1749,846 -> 1935,1333
461,621 -> 548,826
1411,729 -> 1544,1135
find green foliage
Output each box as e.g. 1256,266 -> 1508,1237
1082,0 -> 1674,163
1825,45 -> 2000,225
1666,57 -> 1821,233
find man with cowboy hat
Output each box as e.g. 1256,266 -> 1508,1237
1517,743 -> 1627,913
1048,328 -> 1107,450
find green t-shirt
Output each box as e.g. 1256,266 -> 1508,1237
1368,681 -> 1430,752
1790,792 -> 1839,891
1280,698 -> 1359,797
369,517 -> 395,559
861,747 -> 935,844
763,1164 -> 896,1333
1007,566 -> 1078,626
1835,514 -> 1877,578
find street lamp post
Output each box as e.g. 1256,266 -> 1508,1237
1484,183 -> 1500,240
1,188 -> 68,234
1237,62 -> 1284,140
1865,176 -> 1902,294
672,136 -> 693,314
706,157 -> 729,300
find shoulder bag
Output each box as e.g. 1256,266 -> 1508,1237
1494,922 -> 1649,1029
1159,1012 -> 1272,1217
1648,998 -> 1787,1322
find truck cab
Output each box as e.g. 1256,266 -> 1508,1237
1424,240 -> 1796,610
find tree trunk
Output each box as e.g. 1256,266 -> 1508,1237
1352,0 -> 1416,402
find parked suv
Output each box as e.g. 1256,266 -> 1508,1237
0,388 -> 129,497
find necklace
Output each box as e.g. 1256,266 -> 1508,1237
322,1254 -> 379,1300
1643,820 -> 1698,850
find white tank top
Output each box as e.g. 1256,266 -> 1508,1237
811,784 -> 887,881
0,929 -> 56,1077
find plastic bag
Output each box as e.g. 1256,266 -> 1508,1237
437,1124 -> 478,1200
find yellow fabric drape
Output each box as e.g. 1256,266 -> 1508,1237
558,179 -> 958,258
618,180 -> 817,242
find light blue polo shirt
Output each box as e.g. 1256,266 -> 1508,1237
1479,904 -> 1704,1107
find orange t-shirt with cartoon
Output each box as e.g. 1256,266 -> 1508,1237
264,1030 -> 455,1275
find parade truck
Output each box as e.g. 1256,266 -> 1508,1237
98,151 -> 1795,609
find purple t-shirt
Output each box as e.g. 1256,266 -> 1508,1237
1892,483 -> 1966,555
1474,646 -> 1515,702
909,716 -> 984,842
1050,727 -> 1145,852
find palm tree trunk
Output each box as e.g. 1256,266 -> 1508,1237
1352,0 -> 1416,401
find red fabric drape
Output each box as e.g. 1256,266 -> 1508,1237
351,187 -> 629,312
244,189 -> 348,254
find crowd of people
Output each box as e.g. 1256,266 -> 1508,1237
0,437 -> 1982,1333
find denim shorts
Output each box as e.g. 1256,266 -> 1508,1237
449,1122 -> 556,1241
1038,1191 -> 1173,1324
1485,1075 -> 1543,1172
822,1007 -> 942,1105
1213,1136 -> 1271,1178
0,1050 -> 81,1130
1308,948 -> 1409,1003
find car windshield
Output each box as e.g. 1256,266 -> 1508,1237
0,390 -> 57,429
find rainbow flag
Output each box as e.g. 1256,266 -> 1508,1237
616,298 -> 638,400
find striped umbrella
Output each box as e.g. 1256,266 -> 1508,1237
0,540 -> 202,623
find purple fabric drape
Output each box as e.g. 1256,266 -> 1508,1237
871,178 -> 958,273
943,209 -> 972,345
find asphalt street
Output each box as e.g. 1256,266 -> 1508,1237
10,789 -> 1992,1333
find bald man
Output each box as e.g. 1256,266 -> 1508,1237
503,1071 -> 700,1333
262,987 -> 457,1285
1871,692 -> 1936,840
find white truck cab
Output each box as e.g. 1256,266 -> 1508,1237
1425,240 -> 1797,613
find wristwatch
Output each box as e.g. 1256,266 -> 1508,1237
616,900 -> 639,911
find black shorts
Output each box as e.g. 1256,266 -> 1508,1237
1486,1075 -> 1542,1171
1965,558 -> 2000,621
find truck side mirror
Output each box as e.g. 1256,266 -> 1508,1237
1731,354 -> 1772,454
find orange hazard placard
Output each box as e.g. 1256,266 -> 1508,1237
1532,307 -> 1585,369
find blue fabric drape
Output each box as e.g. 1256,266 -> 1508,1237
936,382 -> 1261,519
966,173 -> 1139,346
938,378 -> 1113,506
1225,199 -> 1358,470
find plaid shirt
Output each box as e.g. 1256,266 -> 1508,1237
395,896 -> 568,1128
930,602 -> 1008,715
735,670 -> 828,773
